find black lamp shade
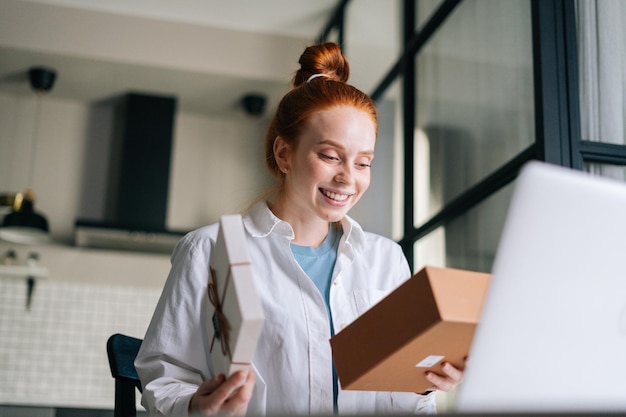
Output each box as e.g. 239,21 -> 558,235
1,199 -> 50,244
3,200 -> 48,230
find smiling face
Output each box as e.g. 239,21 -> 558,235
272,105 -> 376,233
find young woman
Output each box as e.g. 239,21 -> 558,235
135,42 -> 464,416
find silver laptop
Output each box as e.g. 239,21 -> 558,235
456,161 -> 626,413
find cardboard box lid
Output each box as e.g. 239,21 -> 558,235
208,215 -> 264,376
331,266 -> 490,393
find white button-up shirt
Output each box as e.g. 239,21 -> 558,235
135,202 -> 437,416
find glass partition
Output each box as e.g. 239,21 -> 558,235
416,0 -> 446,28
414,179 -> 515,273
577,0 -> 626,145
584,163 -> 626,182
414,0 -> 534,227
344,0 -> 403,94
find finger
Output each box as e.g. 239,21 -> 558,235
197,374 -> 225,396
219,370 -> 255,416
424,363 -> 465,392
210,370 -> 248,404
231,368 -> 255,403
425,371 -> 453,392
441,362 -> 464,383
189,375 -> 227,415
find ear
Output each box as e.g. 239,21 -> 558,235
273,136 -> 292,171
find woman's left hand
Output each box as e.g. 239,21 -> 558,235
423,361 -> 465,392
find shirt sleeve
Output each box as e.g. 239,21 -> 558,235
415,391 -> 438,414
373,376 -> 438,414
135,233 -> 214,416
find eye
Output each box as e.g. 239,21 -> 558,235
355,157 -> 372,169
319,153 -> 340,163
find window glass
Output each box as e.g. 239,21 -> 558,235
584,163 -> 626,183
344,0 -> 402,94
577,0 -> 626,144
416,0 -> 445,29
413,180 -> 515,273
414,0 -> 534,227
325,26 -> 341,45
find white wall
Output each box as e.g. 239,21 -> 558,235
0,92 -> 275,245
167,113 -> 273,230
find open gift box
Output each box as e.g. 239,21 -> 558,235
330,266 -> 490,393
208,214 -> 264,377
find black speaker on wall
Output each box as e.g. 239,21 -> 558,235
106,92 -> 177,231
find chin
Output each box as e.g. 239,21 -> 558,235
321,209 -> 349,223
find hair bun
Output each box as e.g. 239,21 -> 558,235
293,42 -> 350,87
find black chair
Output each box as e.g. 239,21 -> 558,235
106,333 -> 143,417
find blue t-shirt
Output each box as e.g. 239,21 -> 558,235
290,223 -> 341,323
291,223 -> 342,411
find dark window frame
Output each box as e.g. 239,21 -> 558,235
319,0 -> 626,270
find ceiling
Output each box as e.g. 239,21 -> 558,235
26,0 -> 339,38
0,0 -> 340,116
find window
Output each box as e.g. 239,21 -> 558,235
413,0 -> 533,227
321,0 -> 625,272
576,0 -> 626,179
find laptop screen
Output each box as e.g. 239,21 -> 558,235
456,161 -> 626,413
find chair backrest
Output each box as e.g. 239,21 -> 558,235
107,333 -> 143,417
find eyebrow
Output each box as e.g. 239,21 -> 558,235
317,139 -> 375,157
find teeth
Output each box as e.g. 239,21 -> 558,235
323,190 -> 350,201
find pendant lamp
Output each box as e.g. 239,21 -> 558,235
0,67 -> 57,245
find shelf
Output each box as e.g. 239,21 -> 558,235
0,264 -> 49,279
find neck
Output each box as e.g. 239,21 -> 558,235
292,224 -> 330,247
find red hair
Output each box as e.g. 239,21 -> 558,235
265,42 -> 378,180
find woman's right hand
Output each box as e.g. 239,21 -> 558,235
189,369 -> 255,416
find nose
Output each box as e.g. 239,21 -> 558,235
334,162 -> 355,184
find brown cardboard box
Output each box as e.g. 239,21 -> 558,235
330,266 -> 490,393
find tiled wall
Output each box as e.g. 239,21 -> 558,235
0,269 -> 459,414
0,278 -> 161,410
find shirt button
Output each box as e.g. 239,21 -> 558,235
333,281 -> 338,286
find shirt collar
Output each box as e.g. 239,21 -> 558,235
243,201 -> 295,239
338,214 -> 365,256
243,201 -> 366,254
